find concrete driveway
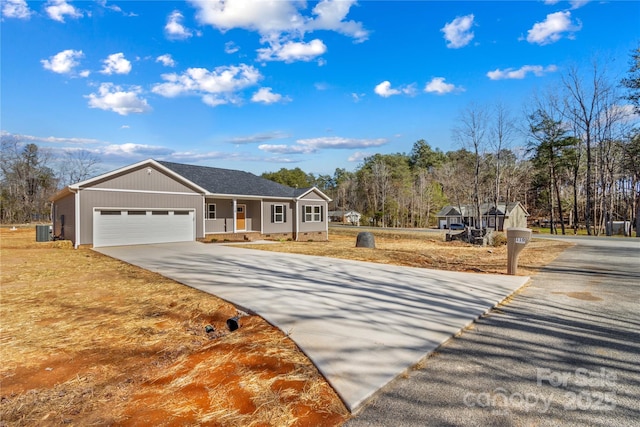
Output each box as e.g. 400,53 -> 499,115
96,241 -> 529,412
346,236 -> 640,425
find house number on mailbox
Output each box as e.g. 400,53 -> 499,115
515,237 -> 526,244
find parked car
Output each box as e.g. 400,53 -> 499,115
449,223 -> 465,230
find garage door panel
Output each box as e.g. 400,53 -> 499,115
94,209 -> 194,247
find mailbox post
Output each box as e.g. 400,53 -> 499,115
506,228 -> 532,275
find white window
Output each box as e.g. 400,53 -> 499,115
272,204 -> 286,223
304,205 -> 322,222
207,204 -> 216,219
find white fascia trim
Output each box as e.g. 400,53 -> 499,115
295,186 -> 332,202
93,207 -> 197,211
81,187 -> 202,197
205,193 -> 289,201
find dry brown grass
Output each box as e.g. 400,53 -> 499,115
0,227 -> 348,426
241,227 -> 571,276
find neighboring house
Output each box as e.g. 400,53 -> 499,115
50,159 -> 331,248
436,202 -> 529,231
328,210 -> 361,226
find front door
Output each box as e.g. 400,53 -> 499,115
236,204 -> 246,231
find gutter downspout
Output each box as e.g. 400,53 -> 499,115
294,199 -> 299,241
74,189 -> 80,249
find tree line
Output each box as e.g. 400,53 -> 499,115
0,135 -> 99,224
264,51 -> 640,236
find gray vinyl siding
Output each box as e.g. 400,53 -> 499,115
78,189 -> 203,245
89,165 -> 198,193
263,200 -> 293,234
298,198 -> 327,233
53,193 -> 76,244
301,191 -> 324,201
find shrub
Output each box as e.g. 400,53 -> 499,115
493,232 -> 507,247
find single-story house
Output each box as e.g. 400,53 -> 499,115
328,210 -> 361,226
50,159 -> 331,248
436,202 -> 529,231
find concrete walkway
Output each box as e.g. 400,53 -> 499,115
346,236 -> 640,425
96,242 -> 529,412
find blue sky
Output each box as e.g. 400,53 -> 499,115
1,0 -> 639,177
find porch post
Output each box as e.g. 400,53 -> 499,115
232,199 -> 237,233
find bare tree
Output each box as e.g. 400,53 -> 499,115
489,101 -> 517,229
562,61 -> 613,235
58,149 -> 101,187
453,103 -> 488,229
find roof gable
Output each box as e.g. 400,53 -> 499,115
158,160 -> 305,198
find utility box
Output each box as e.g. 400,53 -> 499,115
36,225 -> 52,242
506,228 -> 532,275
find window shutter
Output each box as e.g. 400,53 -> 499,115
271,205 -> 275,223
302,205 -> 306,222
321,205 -> 324,222
283,206 -> 287,223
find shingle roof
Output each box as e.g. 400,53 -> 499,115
437,202 -> 528,217
158,160 -> 308,198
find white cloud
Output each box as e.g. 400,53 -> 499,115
152,64 -> 262,107
103,143 -> 172,157
251,87 -> 289,104
526,11 -> 582,45
0,130 -> 99,145
188,0 -> 368,62
374,81 -> 415,98
545,0 -> 590,9
225,41 -> 240,54
441,14 -> 475,49
86,83 -> 151,115
165,10 -> 193,39
348,151 -> 370,162
487,64 -> 558,80
79,70 -> 91,78
2,0 -> 32,19
100,53 -> 132,75
156,54 -> 176,67
374,81 -> 399,97
424,77 -> 461,95
41,49 -> 84,74
231,132 -> 290,144
257,39 -> 327,63
351,93 -> 365,103
96,0 -> 137,16
259,136 -> 387,154
307,0 -> 369,42
45,0 -> 82,23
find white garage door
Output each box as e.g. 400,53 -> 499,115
93,209 -> 195,247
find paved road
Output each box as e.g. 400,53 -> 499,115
346,236 -> 640,426
96,242 -> 528,412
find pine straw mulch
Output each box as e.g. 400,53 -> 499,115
0,228 -> 348,427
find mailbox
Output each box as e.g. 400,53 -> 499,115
506,228 -> 532,275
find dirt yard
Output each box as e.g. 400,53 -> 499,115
1,227 -> 569,426
0,228 -> 348,426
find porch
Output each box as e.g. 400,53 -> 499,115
204,198 -> 261,235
